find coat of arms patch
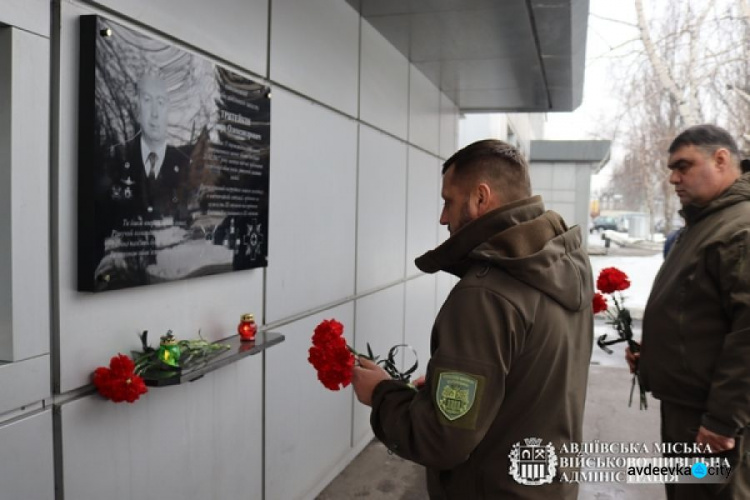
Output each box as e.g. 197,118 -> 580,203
436,372 -> 478,421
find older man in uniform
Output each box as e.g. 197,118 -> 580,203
352,139 -> 594,499
629,124 -> 750,499
104,70 -> 190,227
94,70 -> 190,289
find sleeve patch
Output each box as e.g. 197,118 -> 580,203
435,370 -> 485,428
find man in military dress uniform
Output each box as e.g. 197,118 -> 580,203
95,70 -> 190,289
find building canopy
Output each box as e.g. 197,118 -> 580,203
348,0 -> 588,112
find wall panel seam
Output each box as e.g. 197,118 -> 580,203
263,275 -> 424,333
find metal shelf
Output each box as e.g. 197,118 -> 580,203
142,331 -> 284,386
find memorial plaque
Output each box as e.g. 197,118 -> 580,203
78,15 -> 270,292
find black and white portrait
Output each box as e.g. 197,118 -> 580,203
78,15 -> 270,292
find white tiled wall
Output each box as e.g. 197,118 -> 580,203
0,411 -> 55,500
458,113 -> 506,149
360,21 -> 409,139
61,356 -> 263,500
0,7 -> 54,500
265,303 -> 355,500
406,147 -> 440,277
352,285 -> 406,445
0,26 -> 50,362
440,94 -> 459,159
0,0 -> 49,37
271,0 -> 360,116
409,67 -> 441,155
356,125 -> 407,293
266,88 -> 358,323
0,356 -> 50,415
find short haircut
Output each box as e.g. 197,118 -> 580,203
442,139 -> 531,202
668,124 -> 740,164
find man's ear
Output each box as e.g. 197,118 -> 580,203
475,182 -> 494,215
713,148 -> 732,171
715,148 -> 743,176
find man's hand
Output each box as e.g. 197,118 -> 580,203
412,375 -> 426,389
352,357 -> 391,407
696,426 -> 735,453
625,346 -> 640,374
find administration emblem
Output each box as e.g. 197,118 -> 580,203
509,437 -> 557,485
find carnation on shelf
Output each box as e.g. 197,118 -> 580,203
93,354 -> 148,403
92,330 -> 231,403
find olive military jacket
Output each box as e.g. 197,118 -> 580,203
370,196 -> 594,499
641,173 -> 750,437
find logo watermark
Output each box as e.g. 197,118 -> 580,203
508,438 -> 558,485
508,439 -> 732,485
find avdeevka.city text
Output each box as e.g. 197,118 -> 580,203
625,457 -> 731,483
554,441 -> 732,483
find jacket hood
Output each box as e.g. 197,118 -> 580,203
681,172 -> 750,225
415,196 -> 592,311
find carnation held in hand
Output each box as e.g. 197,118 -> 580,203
308,319 -> 355,391
307,319 -> 419,391
592,292 -> 608,314
93,354 -> 148,403
592,267 -> 647,410
596,267 -> 631,294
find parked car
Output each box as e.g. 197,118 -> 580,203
590,216 -> 618,233
654,217 -> 685,235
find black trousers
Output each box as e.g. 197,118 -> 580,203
660,401 -> 749,500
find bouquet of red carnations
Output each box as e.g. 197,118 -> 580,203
93,354 -> 148,403
593,267 -> 647,410
307,319 -> 417,391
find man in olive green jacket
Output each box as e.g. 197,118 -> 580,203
352,139 -> 594,499
630,124 -> 750,499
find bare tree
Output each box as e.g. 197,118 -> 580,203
602,0 -> 749,234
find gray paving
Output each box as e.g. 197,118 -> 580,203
317,363 -> 665,499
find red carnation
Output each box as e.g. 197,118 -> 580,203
592,292 -> 608,314
596,267 -> 631,294
308,319 -> 355,391
109,353 -> 136,376
93,354 -> 148,403
312,319 -> 345,347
